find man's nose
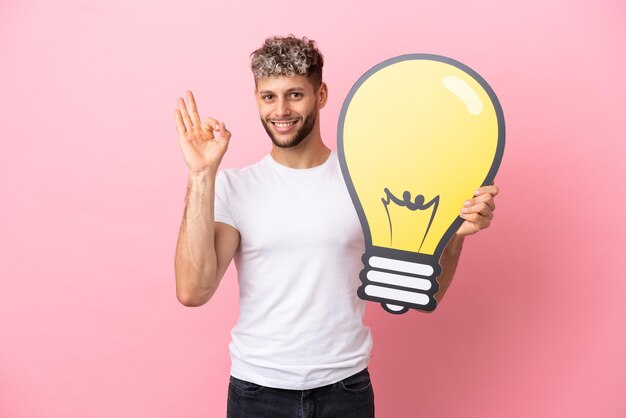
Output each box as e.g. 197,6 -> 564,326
275,98 -> 290,117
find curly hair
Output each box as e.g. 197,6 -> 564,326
250,35 -> 324,88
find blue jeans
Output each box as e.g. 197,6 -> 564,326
226,367 -> 375,417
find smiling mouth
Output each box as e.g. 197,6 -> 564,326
271,120 -> 298,128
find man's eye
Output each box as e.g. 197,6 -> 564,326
290,93 -> 302,98
263,95 -> 274,101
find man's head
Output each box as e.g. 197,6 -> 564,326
251,36 -> 327,149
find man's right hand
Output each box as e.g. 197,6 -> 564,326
175,90 -> 231,174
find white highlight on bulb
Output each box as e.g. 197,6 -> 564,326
442,75 -> 483,115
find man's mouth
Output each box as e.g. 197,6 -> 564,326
271,120 -> 298,132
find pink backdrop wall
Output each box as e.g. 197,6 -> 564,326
1,0 -> 624,417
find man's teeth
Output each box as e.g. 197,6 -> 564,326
274,121 -> 296,128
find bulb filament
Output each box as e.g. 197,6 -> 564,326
381,188 -> 440,251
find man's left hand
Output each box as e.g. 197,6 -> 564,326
456,185 -> 499,237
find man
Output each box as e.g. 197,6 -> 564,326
174,35 -> 498,418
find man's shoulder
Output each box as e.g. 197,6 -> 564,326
217,155 -> 270,183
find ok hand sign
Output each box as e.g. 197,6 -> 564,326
175,90 -> 231,174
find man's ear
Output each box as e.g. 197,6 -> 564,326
317,82 -> 328,109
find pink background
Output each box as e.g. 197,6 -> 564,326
1,0 -> 625,417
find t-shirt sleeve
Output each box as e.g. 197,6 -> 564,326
214,170 -> 238,230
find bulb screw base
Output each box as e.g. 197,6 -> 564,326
357,247 -> 441,313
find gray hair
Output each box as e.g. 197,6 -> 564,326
250,35 -> 324,88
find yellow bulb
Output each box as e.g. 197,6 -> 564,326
338,54 -> 504,314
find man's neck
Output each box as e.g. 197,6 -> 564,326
270,134 -> 331,169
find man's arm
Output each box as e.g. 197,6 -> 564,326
173,90 -> 239,307
175,171 -> 240,307
434,234 -> 465,302
434,185 -> 499,303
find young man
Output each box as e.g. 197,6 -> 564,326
174,35 -> 498,418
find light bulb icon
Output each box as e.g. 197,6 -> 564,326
338,54 -> 505,314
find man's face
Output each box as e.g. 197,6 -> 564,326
255,75 -> 326,148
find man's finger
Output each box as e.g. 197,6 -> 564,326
466,194 -> 496,211
174,110 -> 186,137
460,212 -> 491,230
186,90 -> 202,127
474,184 -> 500,197
204,117 -> 225,140
217,121 -> 231,142
178,98 -> 193,131
461,202 -> 493,220
204,117 -> 220,131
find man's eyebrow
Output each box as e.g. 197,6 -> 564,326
258,87 -> 305,95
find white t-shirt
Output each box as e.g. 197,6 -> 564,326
214,150 -> 373,390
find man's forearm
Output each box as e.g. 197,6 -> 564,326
434,234 -> 465,303
175,170 -> 219,306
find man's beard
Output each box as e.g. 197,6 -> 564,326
261,107 -> 317,149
